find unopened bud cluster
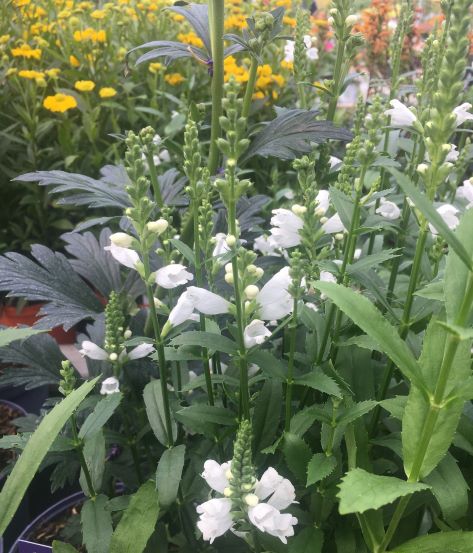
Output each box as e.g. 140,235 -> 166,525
104,291 -> 126,363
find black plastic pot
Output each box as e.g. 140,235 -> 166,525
8,491 -> 85,553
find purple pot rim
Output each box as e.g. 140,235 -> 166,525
8,491 -> 85,553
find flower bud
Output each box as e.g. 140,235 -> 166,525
225,469 -> 233,480
328,16 -> 335,25
109,352 -> 118,362
226,234 -> 236,247
320,216 -> 328,224
225,263 -> 233,274
147,218 -> 168,234
124,329 -> 132,339
417,163 -> 429,175
247,264 -> 258,274
244,494 -> 259,507
154,297 -> 164,309
345,14 -> 359,26
244,285 -> 259,300
225,272 -> 234,285
335,233 -> 344,241
223,487 -> 233,497
291,204 -> 307,216
110,232 -> 133,248
441,143 -> 452,154
255,267 -> 264,278
315,206 -> 326,217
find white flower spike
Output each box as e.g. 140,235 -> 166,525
243,319 -> 272,348
384,99 -> 417,127
257,267 -> 294,320
269,208 -> 303,249
155,264 -> 193,289
196,498 -> 234,544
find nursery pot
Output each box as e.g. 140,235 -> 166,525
0,400 -> 29,553
8,491 -> 86,553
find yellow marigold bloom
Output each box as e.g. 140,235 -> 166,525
96,30 -> 106,42
283,16 -> 296,27
13,0 -> 31,6
272,73 -> 285,87
276,0 -> 291,6
73,28 -> 106,43
224,56 -> 249,84
280,60 -> 293,70
117,47 -> 127,61
45,68 -> 61,78
0,35 -> 11,45
164,73 -> 185,86
177,32 -> 204,48
149,62 -> 163,73
172,13 -> 184,22
224,14 -> 247,30
91,9 -> 106,19
43,93 -> 77,113
18,69 -> 45,80
11,44 -> 42,60
74,79 -> 95,91
69,54 -> 80,67
58,9 -> 71,18
252,91 -> 265,100
99,87 -> 117,98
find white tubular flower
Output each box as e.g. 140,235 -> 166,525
429,204 -> 460,235
384,99 -> 417,127
248,503 -> 297,544
168,291 -> 196,327
155,264 -> 193,289
375,198 -> 401,220
243,319 -> 272,348
80,340 -> 108,360
456,178 -> 473,208
256,267 -> 293,321
196,498 -> 234,544
322,213 -> 346,234
284,40 -> 295,62
100,376 -> 120,395
254,234 -> 280,256
104,242 -> 140,270
446,144 -> 459,162
306,46 -> 319,60
255,467 -> 296,510
320,271 -> 337,284
453,103 -> 473,126
270,209 -> 303,248
110,232 -> 133,248
201,460 -> 231,493
315,189 -> 330,215
329,156 -> 342,170
213,233 -> 231,257
303,34 -> 312,48
186,286 -> 231,315
127,343 -> 155,360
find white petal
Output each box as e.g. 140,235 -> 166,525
196,498 -> 233,544
322,213 -> 346,234
156,264 -> 193,289
201,460 -> 231,493
104,243 -> 140,269
128,343 -> 155,360
168,291 -> 196,327
100,376 -> 120,395
257,267 -> 294,320
453,103 -> 473,126
213,233 -> 231,257
248,503 -> 297,544
384,99 -> 417,127
243,319 -> 272,348
79,341 -> 108,360
186,287 -> 231,315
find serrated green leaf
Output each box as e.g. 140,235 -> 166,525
283,432 -> 312,483
415,280 -> 444,301
436,321 -> 473,340
289,405 -> 332,437
347,249 -> 400,273
0,377 -> 98,535
314,281 -> 425,391
0,327 -> 46,347
307,453 -> 337,486
81,494 -> 113,553
143,380 -> 177,446
388,168 -> 473,272
79,393 -> 122,439
289,526 -> 324,553
338,468 -> 429,515
110,481 -> 160,553
80,430 -> 105,494
53,542 -> 79,553
170,332 -> 237,354
247,349 -> 287,380
180,373 -> 239,392
391,531 -> 473,553
156,445 -> 186,508
336,401 -> 377,426
294,370 -> 342,398
175,404 -> 236,432
253,380 -> 283,453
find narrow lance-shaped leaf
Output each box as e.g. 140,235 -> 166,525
391,531 -> 473,553
81,494 -> 113,553
155,445 -> 186,508
0,377 -> 99,535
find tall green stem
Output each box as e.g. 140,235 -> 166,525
284,297 -> 298,431
71,414 -> 96,498
241,58 -> 258,119
207,0 -> 225,175
326,36 -> 347,121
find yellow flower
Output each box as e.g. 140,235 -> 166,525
172,13 -> 184,22
149,62 -> 163,74
6,68 -> 18,76
13,0 -> 31,6
252,91 -> 265,100
99,87 -> 117,98
224,14 -> 247,30
0,35 -> 11,45
69,54 -> 80,67
177,32 -> 204,48
74,79 -> 95,91
43,93 -> 77,113
91,9 -> 106,19
283,16 -> 296,27
45,68 -> 61,78
280,60 -> 293,70
164,73 -> 185,86
73,28 -> 106,42
18,69 -> 45,80
224,56 -> 249,83
11,44 -> 42,60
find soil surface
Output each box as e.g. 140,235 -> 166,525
0,402 -> 22,471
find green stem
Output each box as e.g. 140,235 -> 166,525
241,57 -> 258,119
284,297 -> 298,431
71,414 -> 96,498
207,0 -> 225,175
146,151 -> 163,208
326,34 -> 347,121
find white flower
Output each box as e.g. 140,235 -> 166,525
186,287 -> 231,315
320,271 -> 337,284
446,144 -> 459,162
244,319 -> 272,348
104,242 -> 140,270
196,498 -> 234,544
257,267 -> 293,320
202,460 -> 231,493
306,46 -> 319,60
456,178 -> 473,208
127,343 -> 155,360
147,219 -> 168,234
283,40 -> 295,63
100,376 -> 120,395
303,34 -> 312,48
255,467 -> 296,510
212,233 -> 231,257
254,234 -> 280,256
80,340 -> 108,360
375,198 -> 401,220
384,99 -> 417,127
329,156 -> 342,170
429,204 -> 460,235
453,103 -> 473,126
168,291 -> 195,327
155,264 -> 193,289
110,232 -> 133,248
322,213 -> 346,234
248,503 -> 297,544
270,209 -> 303,248
315,189 -> 330,215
